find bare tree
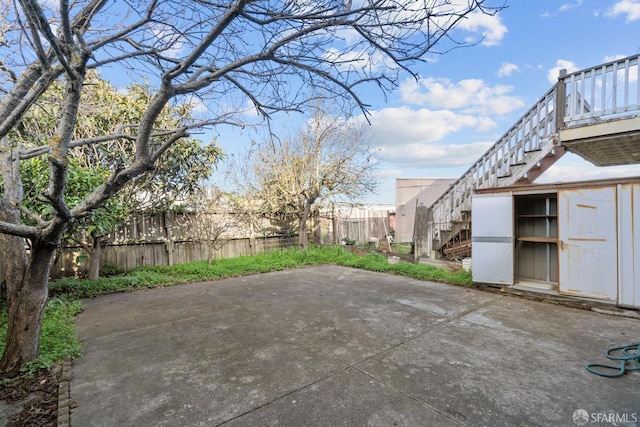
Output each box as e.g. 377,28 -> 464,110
241,107 -> 378,249
0,0 -> 505,375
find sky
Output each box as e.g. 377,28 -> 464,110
210,0 -> 640,206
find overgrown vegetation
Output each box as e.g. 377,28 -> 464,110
50,246 -> 472,299
2,245 -> 471,377
0,299 -> 83,376
393,242 -> 412,254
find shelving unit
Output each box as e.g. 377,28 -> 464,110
514,194 -> 558,286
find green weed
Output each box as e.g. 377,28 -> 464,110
0,298 -> 84,376
50,246 -> 471,300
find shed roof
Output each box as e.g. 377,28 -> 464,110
474,176 -> 640,195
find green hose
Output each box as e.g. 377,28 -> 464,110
585,343 -> 640,378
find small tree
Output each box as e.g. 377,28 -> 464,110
243,108 -> 378,249
12,73 -> 222,279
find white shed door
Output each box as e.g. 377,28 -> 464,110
472,193 -> 514,285
558,187 -> 617,300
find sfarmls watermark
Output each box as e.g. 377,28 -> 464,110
573,409 -> 638,425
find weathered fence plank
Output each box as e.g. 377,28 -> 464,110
50,235 -> 300,278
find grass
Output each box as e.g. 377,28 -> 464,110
393,242 -> 412,254
2,245 -> 472,376
50,245 -> 472,298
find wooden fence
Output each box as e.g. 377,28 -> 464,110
317,206 -> 393,247
50,211 -> 298,278
51,234 -> 299,278
49,206 -> 394,278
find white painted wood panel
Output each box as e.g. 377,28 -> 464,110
558,187 -> 617,300
472,194 -> 514,285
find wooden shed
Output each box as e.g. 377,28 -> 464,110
471,176 -> 640,309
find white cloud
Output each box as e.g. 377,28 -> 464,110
498,62 -> 519,77
379,141 -> 493,168
535,153 -> 640,183
457,11 -> 508,46
541,0 -> 583,17
242,99 -> 261,118
559,0 -> 583,12
547,59 -> 580,84
333,27 -> 360,45
399,77 -> 524,116
368,106 -> 491,145
605,0 -> 640,22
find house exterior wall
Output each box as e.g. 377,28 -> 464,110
395,178 -> 456,243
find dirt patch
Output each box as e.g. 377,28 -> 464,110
0,367 -> 60,426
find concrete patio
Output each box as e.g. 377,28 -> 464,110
70,266 -> 640,426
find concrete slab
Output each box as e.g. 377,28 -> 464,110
76,280 -> 237,340
358,296 -> 640,426
205,268 -> 500,365
224,368 -> 455,426
70,266 -> 640,426
72,306 -> 346,426
0,400 -> 23,426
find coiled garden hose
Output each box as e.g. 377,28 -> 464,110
585,343 -> 640,378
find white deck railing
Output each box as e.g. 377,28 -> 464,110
562,54 -> 640,126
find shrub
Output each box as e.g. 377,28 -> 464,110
100,261 -> 125,277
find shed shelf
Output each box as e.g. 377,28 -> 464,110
515,194 -> 558,285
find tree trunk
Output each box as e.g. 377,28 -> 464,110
298,219 -> 308,250
207,240 -> 214,265
298,208 -> 309,250
312,208 -> 321,245
87,235 -> 103,281
0,244 -> 56,377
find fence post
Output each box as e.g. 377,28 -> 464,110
413,202 -> 429,261
332,204 -> 338,244
164,211 -> 175,266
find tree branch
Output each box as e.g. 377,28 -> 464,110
0,218 -> 39,240
19,0 -> 74,76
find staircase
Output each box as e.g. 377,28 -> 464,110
426,54 -> 640,258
